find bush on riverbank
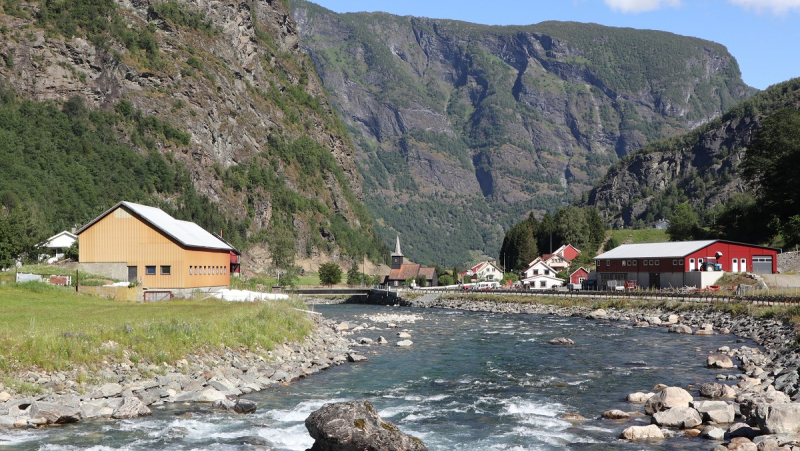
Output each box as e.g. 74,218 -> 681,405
0,282 -> 312,375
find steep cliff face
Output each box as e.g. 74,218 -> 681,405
0,0 -> 382,266
585,78 -> 800,228
290,0 -> 753,265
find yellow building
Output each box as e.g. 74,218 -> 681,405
77,201 -> 237,289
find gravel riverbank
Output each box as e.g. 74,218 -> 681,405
0,313 -> 356,428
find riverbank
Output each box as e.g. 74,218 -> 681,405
0,310 -> 355,428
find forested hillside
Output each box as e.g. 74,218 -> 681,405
291,0 -> 753,266
585,77 -> 800,246
0,0 -> 386,270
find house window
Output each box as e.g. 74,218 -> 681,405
654,260 -> 659,265
622,260 -> 626,267
545,270 -> 550,275
161,266 -> 171,275
540,281 -> 546,288
189,266 -> 193,275
145,266 -> 156,275
579,277 -> 585,283
672,259 -> 677,265
644,260 -> 648,266
534,269 -> 539,275
606,260 -> 610,266
680,259 -> 685,266
632,260 -> 637,265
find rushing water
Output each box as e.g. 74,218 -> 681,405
0,304 -> 755,450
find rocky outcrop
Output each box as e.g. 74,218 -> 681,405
305,400 -> 427,451
0,0 -> 374,267
291,0 -> 752,264
586,78 -> 800,228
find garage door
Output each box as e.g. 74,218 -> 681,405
752,256 -> 773,274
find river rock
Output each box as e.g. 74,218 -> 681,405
669,324 -> 693,334
29,402 -> 81,424
588,309 -> 607,319
195,388 -> 227,403
645,387 -> 693,415
377,336 -> 388,344
81,398 -> 123,419
548,337 -> 574,346
305,400 -> 427,451
396,340 -> 413,347
95,382 -> 123,398
346,353 -> 368,362
335,322 -> 351,332
397,332 -> 411,338
708,354 -> 736,369
700,382 -> 737,398
627,392 -> 655,403
754,403 -> 800,434
652,406 -> 702,429
701,425 -> 726,440
602,409 -> 632,420
727,437 -> 758,451
111,397 -> 151,419
692,400 -> 735,424
619,424 -> 665,440
357,337 -> 373,345
0,392 -> 11,403
728,423 -> 762,440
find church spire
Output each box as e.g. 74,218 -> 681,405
392,235 -> 403,256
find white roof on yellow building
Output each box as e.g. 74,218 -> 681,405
77,201 -> 234,251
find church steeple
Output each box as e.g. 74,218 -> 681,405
392,235 -> 403,257
390,235 -> 404,269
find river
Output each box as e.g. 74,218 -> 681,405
1,304 -> 752,450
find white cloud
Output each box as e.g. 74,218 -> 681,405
604,0 -> 681,13
728,0 -> 800,14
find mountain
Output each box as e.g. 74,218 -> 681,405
0,0 -> 386,267
584,78 -> 800,229
289,0 -> 754,266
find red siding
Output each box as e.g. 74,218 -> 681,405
596,241 -> 777,274
686,242 -> 777,273
561,245 -> 581,261
570,268 -> 589,284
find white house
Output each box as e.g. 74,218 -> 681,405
462,261 -> 504,282
521,274 -> 564,290
40,231 -> 78,263
522,259 -> 559,279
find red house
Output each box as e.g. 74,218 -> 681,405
594,240 -> 778,289
555,244 -> 581,262
569,267 -> 589,285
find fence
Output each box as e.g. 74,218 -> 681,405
15,272 -> 73,286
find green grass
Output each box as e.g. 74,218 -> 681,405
610,229 -> 668,245
0,282 -> 312,374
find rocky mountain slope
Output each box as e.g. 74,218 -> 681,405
290,0 -> 753,265
584,78 -> 800,228
0,0 -> 385,267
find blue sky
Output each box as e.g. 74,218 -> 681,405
308,0 -> 800,91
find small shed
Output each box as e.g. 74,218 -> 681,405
569,267 -> 589,285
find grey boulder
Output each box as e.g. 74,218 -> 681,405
29,402 -> 82,424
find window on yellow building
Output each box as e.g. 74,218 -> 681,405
161,266 -> 171,275
145,266 -> 156,275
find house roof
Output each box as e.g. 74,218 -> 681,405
77,201 -> 234,251
388,263 -> 421,281
42,231 -> 78,248
595,240 -> 778,260
524,260 -> 557,274
570,267 -> 589,277
418,267 -> 436,279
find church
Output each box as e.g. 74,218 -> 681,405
383,236 -> 437,287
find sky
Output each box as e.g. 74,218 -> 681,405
308,0 -> 800,91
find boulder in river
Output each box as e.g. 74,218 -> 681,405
651,406 -> 702,429
305,400 -> 427,451
548,337 -> 574,346
753,403 -> 800,434
29,402 -> 82,425
619,424 -> 665,440
699,382 -> 737,399
707,354 -> 735,369
645,387 -> 693,415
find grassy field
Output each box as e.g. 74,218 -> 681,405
0,265 -> 120,286
0,282 -> 312,377
609,229 -> 668,245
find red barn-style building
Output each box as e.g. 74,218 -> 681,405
594,240 -> 778,289
569,267 -> 589,285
